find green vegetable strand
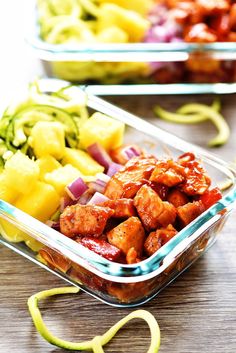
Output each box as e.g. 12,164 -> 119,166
28,287 -> 161,352
154,100 -> 230,147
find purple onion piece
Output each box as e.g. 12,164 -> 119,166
88,192 -> 109,205
88,181 -> 106,194
87,142 -> 112,170
122,145 -> 141,160
78,190 -> 94,205
65,177 -> 88,201
60,195 -> 76,212
107,162 -> 122,177
46,220 -> 60,231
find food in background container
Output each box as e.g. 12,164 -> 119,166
34,0 -> 236,83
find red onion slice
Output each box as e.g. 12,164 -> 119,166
46,220 -> 60,231
60,194 -> 76,212
87,142 -> 112,170
122,145 -> 141,160
89,173 -> 110,193
107,162 -> 122,177
65,177 -> 88,201
78,189 -> 94,205
88,192 -> 109,205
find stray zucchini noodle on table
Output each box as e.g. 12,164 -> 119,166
0,80 -> 224,304
28,286 -> 161,352
154,99 -> 230,147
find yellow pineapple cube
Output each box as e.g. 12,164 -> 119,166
96,26 -> 128,43
98,4 -> 150,42
0,181 -> 60,251
79,112 -> 124,150
44,164 -> 83,195
36,155 -> 61,180
30,121 -> 66,159
0,172 -> 20,203
97,0 -> 154,16
62,148 -> 104,175
4,151 -> 39,193
15,181 -> 60,222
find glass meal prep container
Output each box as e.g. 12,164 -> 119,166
0,78 -> 236,307
25,0 -> 236,95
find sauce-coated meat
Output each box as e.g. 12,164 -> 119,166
134,185 -> 176,231
167,189 -> 189,207
104,156 -> 157,199
144,224 -> 178,256
178,153 -> 211,195
150,160 -> 185,187
107,216 -> 145,256
100,198 -> 136,218
60,204 -> 114,238
177,200 -> 205,226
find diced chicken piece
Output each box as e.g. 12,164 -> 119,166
134,185 -> 176,231
178,153 -> 211,195
157,202 -> 177,227
60,204 -> 114,238
196,0 -> 230,15
199,187 -> 222,209
167,189 -> 189,207
126,247 -> 141,264
107,216 -> 145,256
104,156 -> 157,199
144,225 -> 178,256
177,200 -> 205,227
39,247 -> 71,273
150,160 -> 185,187
76,237 -> 122,262
146,181 -> 169,200
110,144 -> 143,165
184,23 -> 217,42
100,198 -> 136,218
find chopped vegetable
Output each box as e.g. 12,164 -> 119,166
87,142 -> 112,170
79,112 -> 125,150
77,237 -> 122,261
154,100 -> 230,147
65,177 -> 88,201
62,147 -> 104,176
88,192 -> 109,205
88,173 -> 110,194
106,162 -> 122,177
4,151 -> 39,193
28,286 -> 161,352
29,121 -> 66,159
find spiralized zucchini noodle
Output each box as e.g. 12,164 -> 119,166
154,100 -> 230,147
28,286 -> 161,352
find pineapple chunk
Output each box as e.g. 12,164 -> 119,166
4,151 -> 39,193
0,219 -> 42,252
79,112 -> 124,150
96,26 -> 128,43
36,155 -> 61,180
97,0 -> 154,16
15,181 -> 60,222
44,164 -> 83,195
0,172 -> 20,203
0,182 -> 59,251
98,4 -> 150,42
30,121 -> 66,159
62,148 -> 104,175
